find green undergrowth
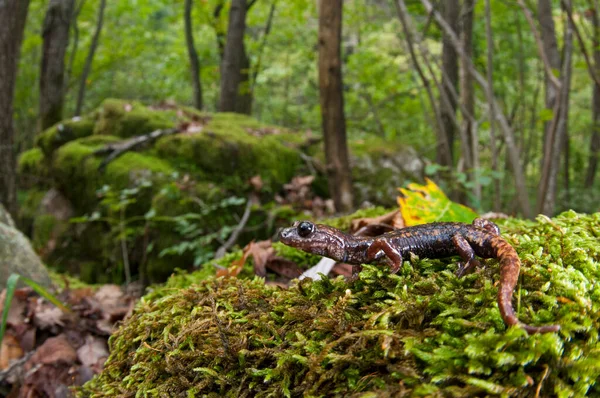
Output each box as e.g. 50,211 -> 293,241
80,211 -> 600,397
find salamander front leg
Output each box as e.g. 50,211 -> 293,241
366,239 -> 403,274
452,234 -> 481,277
473,218 -> 501,236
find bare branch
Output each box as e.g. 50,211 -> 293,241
516,0 -> 562,90
418,0 -> 532,217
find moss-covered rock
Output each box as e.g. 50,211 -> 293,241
52,135 -> 173,211
93,98 -> 176,138
18,147 -> 48,180
80,211 -> 600,397
36,116 -> 96,156
155,113 -> 302,191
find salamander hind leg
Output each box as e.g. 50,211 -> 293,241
452,234 -> 482,277
367,239 -> 403,274
473,218 -> 501,235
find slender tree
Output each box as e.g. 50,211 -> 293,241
586,5 -> 600,188
419,0 -> 532,217
484,0 -> 500,210
0,0 -> 30,219
184,0 -> 203,110
318,0 -> 353,212
535,0 -> 573,215
75,0 -> 106,116
40,0 -> 75,131
219,0 -> 247,112
460,0 -> 480,201
438,0 -> 459,167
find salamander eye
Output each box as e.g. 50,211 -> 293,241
297,221 -> 314,237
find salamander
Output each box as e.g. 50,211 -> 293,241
279,218 -> 560,334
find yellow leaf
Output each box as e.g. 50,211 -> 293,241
397,178 -> 479,226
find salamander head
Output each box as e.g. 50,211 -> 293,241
279,221 -> 349,261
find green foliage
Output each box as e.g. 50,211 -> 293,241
79,211 -> 600,396
398,179 -> 479,225
159,196 -> 246,267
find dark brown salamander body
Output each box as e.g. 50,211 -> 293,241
279,218 -> 560,334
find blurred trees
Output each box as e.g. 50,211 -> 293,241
2,0 -> 600,216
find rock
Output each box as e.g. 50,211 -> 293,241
0,202 -> 15,228
0,222 -> 53,290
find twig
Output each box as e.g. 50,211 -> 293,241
94,127 -> 180,172
214,194 -> 254,259
516,0 -> 562,90
561,0 -> 600,88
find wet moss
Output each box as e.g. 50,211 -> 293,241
80,211 -> 600,397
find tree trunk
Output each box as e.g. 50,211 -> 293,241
184,0 -> 203,110
394,0 -> 450,171
74,0 -> 106,116
40,0 -> 75,131
537,1 -> 573,215
438,0 -> 459,167
235,47 -> 252,114
484,0 -> 501,211
460,0 -> 480,201
219,0 -> 247,112
318,0 -> 353,213
585,5 -> 600,188
0,0 -> 30,219
65,0 -> 86,93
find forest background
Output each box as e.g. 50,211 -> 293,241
2,0 -> 600,222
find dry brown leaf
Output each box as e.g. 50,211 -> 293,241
217,242 -> 254,278
0,334 -> 24,370
77,336 -> 108,372
26,334 -> 77,368
33,302 -> 65,331
0,289 -> 28,326
249,175 -> 264,192
248,240 -> 275,277
350,210 -> 400,234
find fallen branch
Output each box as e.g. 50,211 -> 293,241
94,127 -> 180,172
214,193 -> 255,259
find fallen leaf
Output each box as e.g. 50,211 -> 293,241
34,301 -> 65,331
0,334 -> 24,370
26,334 -> 77,368
77,335 -> 108,372
350,210 -> 400,234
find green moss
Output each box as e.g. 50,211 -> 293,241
155,116 -> 301,191
49,271 -> 100,291
18,189 -> 46,221
52,136 -> 173,211
93,98 -> 176,138
36,116 -> 96,156
80,211 -> 600,397
18,147 -> 48,179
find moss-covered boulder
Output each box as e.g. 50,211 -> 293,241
80,211 -> 599,397
0,222 -> 53,290
36,116 -> 96,156
93,98 -> 177,138
155,113 -> 302,191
